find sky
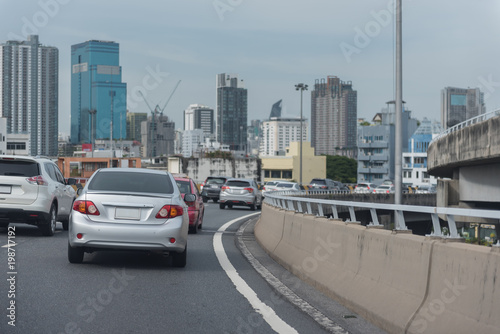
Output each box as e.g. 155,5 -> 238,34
2,0 -> 500,138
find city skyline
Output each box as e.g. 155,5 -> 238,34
1,1 -> 499,138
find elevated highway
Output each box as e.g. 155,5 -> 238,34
427,111 -> 500,220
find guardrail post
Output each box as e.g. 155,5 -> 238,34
287,200 -> 294,211
446,214 -> 462,240
368,208 -> 380,226
306,202 -> 312,215
429,213 -> 443,237
394,210 -> 408,230
348,206 -> 357,223
331,205 -> 339,219
297,200 -> 303,213
318,203 -> 324,217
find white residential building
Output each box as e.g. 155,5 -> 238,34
402,118 -> 443,186
182,129 -> 204,157
259,117 -> 307,156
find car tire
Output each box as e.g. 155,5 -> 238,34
250,203 -> 256,211
40,204 -> 57,236
213,198 -> 218,203
68,243 -> 84,263
202,196 -> 208,203
62,220 -> 69,231
189,223 -> 198,234
198,212 -> 204,230
219,203 -> 225,209
172,245 -> 187,268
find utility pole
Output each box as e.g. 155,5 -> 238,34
89,109 -> 97,158
395,0 -> 403,204
295,83 -> 308,186
109,90 -> 116,157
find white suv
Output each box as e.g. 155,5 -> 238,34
0,155 -> 76,235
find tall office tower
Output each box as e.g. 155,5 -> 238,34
183,104 -> 214,138
0,35 -> 58,156
216,73 -> 247,151
441,87 -> 485,129
126,112 -> 147,141
71,40 -> 127,145
311,76 -> 357,156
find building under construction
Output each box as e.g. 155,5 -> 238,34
141,114 -> 176,157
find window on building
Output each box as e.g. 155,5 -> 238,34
282,170 -> 292,179
271,170 -> 281,178
7,142 -> 26,150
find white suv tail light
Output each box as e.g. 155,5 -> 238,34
26,175 -> 48,186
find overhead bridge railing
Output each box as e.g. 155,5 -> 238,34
264,191 -> 500,240
430,108 -> 500,144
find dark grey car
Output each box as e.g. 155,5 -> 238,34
200,176 -> 229,203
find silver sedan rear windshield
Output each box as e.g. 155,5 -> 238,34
89,172 -> 174,194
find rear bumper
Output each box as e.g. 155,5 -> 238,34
201,190 -> 220,199
220,193 -> 256,206
0,208 -> 49,225
69,212 -> 188,253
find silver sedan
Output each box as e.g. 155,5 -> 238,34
68,168 -> 191,267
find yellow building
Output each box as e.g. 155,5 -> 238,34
261,141 -> 326,184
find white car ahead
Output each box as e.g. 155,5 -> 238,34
0,155 -> 76,235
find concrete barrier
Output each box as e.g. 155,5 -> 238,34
255,203 -> 500,334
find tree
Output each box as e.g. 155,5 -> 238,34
324,155 -> 357,183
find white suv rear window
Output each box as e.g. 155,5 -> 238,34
0,160 -> 39,177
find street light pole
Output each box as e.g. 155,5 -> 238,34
295,83 -> 308,186
89,109 -> 97,158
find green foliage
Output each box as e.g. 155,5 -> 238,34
359,121 -> 371,126
204,150 -> 233,159
324,155 -> 357,183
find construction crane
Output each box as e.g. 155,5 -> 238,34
139,80 -> 181,158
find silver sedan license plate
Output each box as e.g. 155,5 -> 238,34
115,207 -> 140,220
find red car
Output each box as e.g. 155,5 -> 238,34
174,176 -> 204,234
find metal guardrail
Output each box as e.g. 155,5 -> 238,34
264,190 -> 500,242
430,109 -> 500,144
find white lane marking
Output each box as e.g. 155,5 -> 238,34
214,212 -> 298,334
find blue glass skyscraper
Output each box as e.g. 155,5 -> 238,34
71,40 -> 127,145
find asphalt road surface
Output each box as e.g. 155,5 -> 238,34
0,202 -> 386,334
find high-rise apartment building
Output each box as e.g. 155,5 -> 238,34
441,87 -> 485,129
71,40 -> 127,145
0,35 -> 58,156
126,112 -> 147,141
216,73 -> 247,151
183,104 -> 214,138
311,76 -> 357,156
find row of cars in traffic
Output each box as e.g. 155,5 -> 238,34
0,155 -> 202,267
0,155 -> 436,268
